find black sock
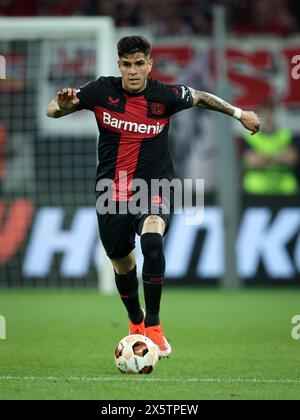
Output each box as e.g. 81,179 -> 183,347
141,233 -> 165,328
114,266 -> 143,324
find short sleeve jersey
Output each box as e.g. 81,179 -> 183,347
77,77 -> 193,201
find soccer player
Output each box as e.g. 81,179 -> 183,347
46,36 -> 260,358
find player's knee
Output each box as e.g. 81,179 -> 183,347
112,263 -> 135,276
111,251 -> 136,275
141,215 -> 165,236
141,232 -> 163,260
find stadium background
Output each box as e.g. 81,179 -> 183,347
1,1 -> 300,287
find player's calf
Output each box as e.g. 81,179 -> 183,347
114,265 -> 144,325
141,232 -> 165,327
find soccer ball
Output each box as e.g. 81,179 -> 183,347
114,334 -> 159,374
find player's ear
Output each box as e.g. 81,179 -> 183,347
148,57 -> 153,72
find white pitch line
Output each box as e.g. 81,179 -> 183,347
0,375 -> 300,385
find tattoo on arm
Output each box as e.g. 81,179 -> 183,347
189,87 -> 235,116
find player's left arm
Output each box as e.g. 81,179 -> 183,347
188,87 -> 260,135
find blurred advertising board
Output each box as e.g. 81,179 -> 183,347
1,196 -> 299,286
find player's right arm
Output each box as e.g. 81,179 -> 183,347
46,87 -> 79,118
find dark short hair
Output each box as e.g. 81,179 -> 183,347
117,36 -> 151,58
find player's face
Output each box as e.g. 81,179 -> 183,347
118,52 -> 153,93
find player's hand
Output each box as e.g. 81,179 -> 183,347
240,111 -> 260,135
57,87 -> 79,111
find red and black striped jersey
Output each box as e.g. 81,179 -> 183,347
77,76 -> 193,201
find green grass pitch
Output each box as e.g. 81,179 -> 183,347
0,288 -> 299,400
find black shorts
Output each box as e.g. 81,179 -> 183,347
96,191 -> 174,259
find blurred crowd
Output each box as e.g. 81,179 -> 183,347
1,0 -> 300,36
239,99 -> 300,196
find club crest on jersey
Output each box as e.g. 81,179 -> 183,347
108,96 -> 120,105
151,102 -> 165,115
